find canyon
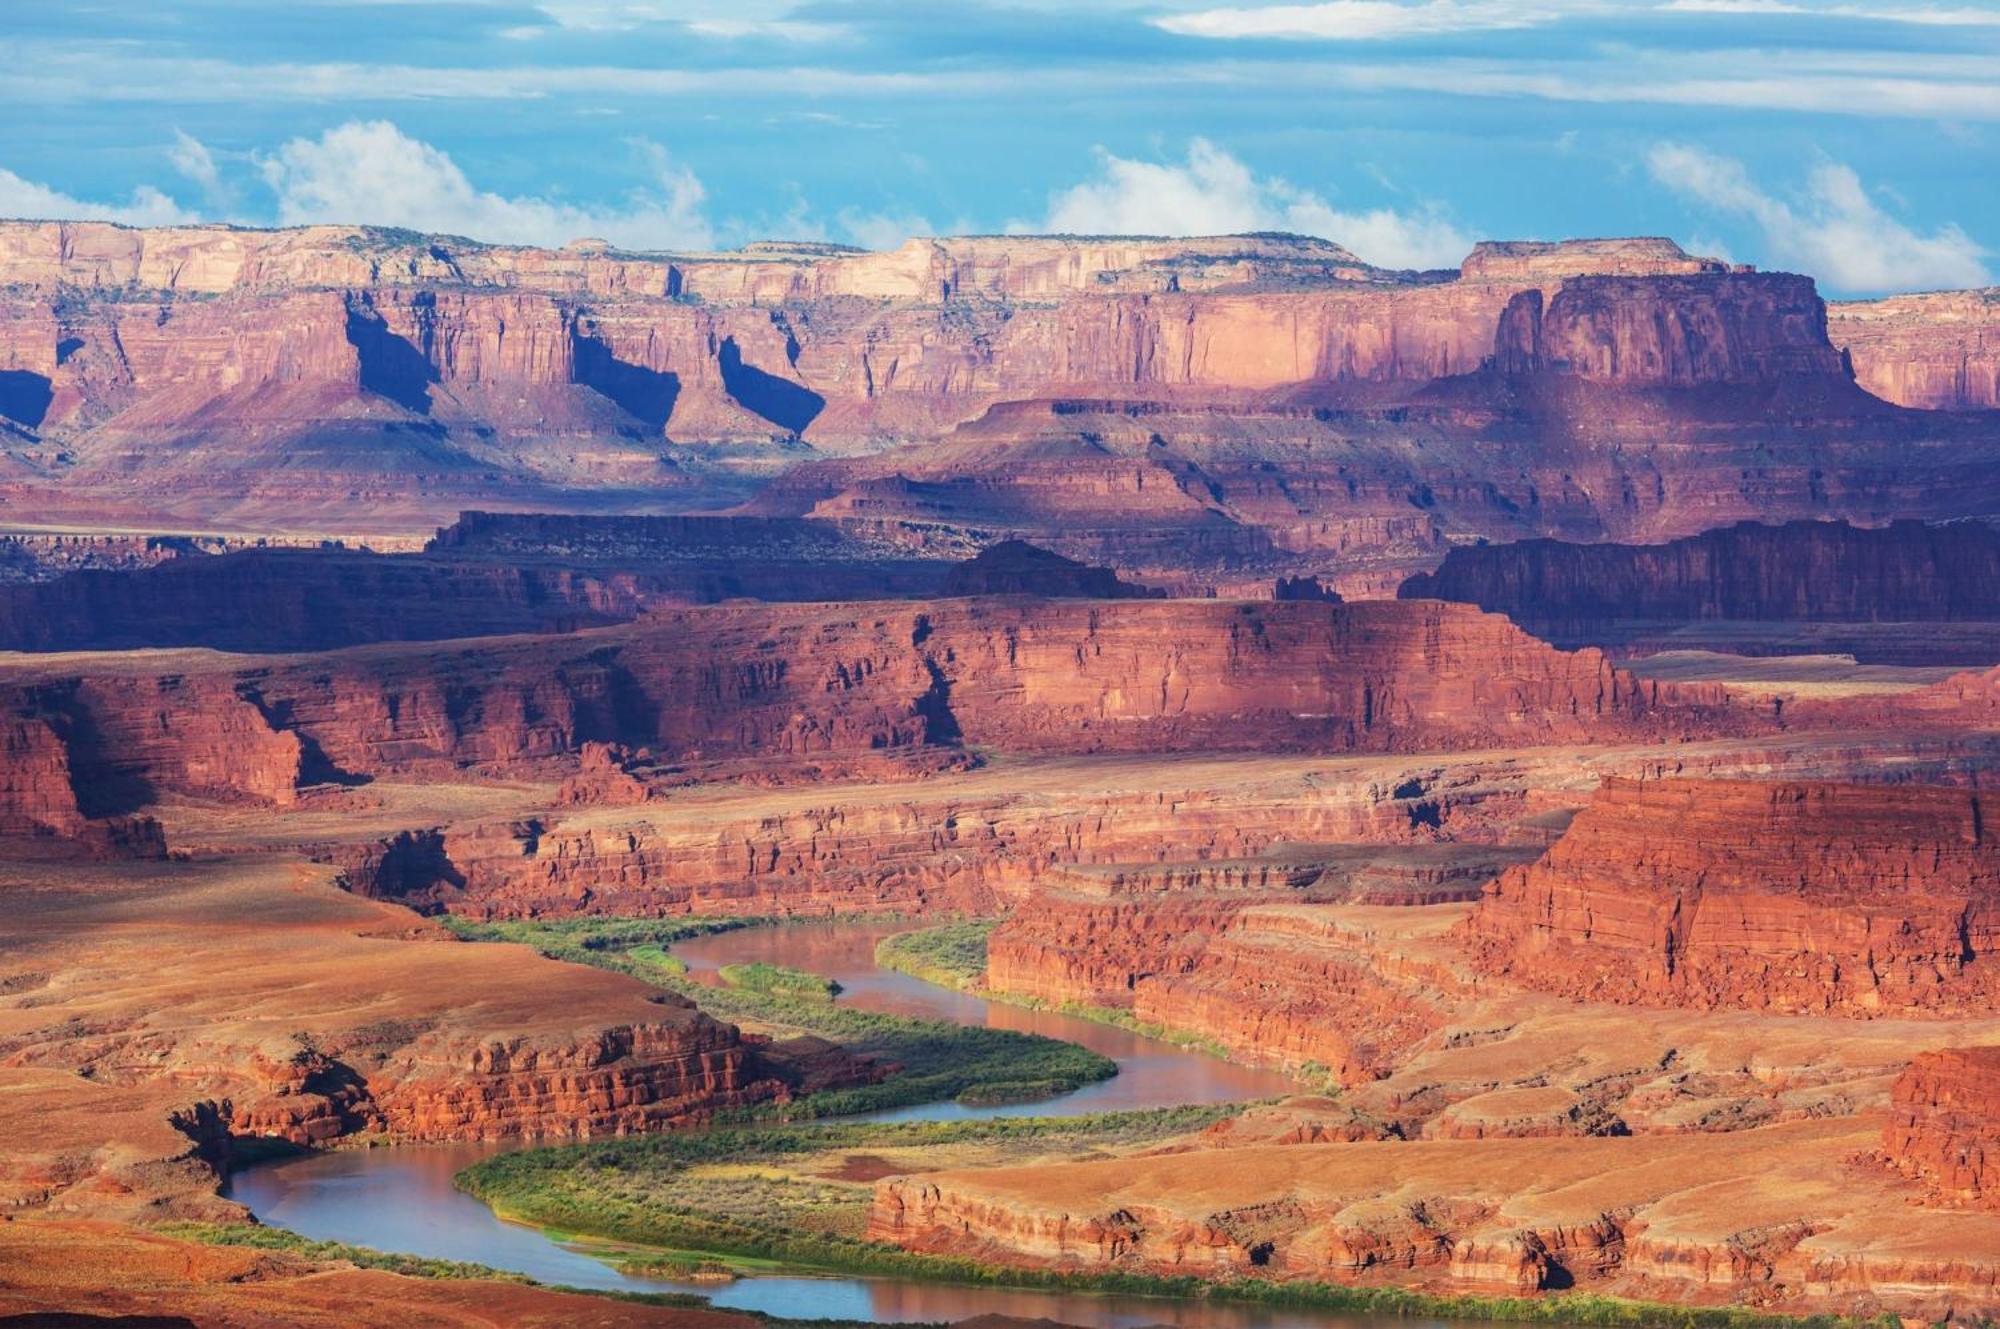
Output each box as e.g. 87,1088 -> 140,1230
5,222 -> 2000,1327
1,223 -> 1997,595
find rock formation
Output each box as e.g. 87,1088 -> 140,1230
1886,1047 -> 2000,1209
0,599 -> 1739,815
4,221 -> 1996,585
941,540 -> 1161,598
1463,778 -> 2000,1015
1830,289 -> 2000,411
1399,518 -> 2000,662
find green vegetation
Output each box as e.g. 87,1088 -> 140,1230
873,920 -> 994,991
444,914 -> 1116,1115
458,1107 -> 1236,1277
156,1221 -> 538,1285
717,961 -> 841,1002
454,1112 -> 1894,1329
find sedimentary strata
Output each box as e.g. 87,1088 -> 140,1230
0,600 -> 1739,816
1399,518 -> 2000,662
1463,778 -> 2000,1015
1830,288 -> 2000,411
1885,1047 -> 2000,1210
4,222 -> 1996,580
0,856 -> 796,1215
867,1118 -> 2000,1314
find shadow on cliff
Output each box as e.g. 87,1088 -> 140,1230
0,369 -> 53,429
719,336 -> 824,434
344,303 -> 436,415
574,333 -> 680,432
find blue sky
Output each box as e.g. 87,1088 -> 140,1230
2,0 -> 1995,293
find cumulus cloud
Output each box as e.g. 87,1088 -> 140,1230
1155,1 -> 1576,39
1647,142 -> 1989,292
167,129 -> 232,207
1034,138 -> 1473,270
258,120 -> 713,250
0,167 -> 192,226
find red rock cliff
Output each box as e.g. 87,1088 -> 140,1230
1886,1047 -> 2000,1209
1463,778 -> 2000,1015
1399,518 -> 2000,646
1832,289 -> 2000,410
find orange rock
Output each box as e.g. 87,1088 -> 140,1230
1886,1047 -> 2000,1208
1463,778 -> 2000,1015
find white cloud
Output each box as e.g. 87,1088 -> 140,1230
167,129 -> 233,207
1034,139 -> 1473,269
1660,0 -> 2000,23
1156,0 -> 1578,39
1647,142 -> 1989,292
839,210 -> 934,251
0,167 -> 193,226
258,120 -> 714,250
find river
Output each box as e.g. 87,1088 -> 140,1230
227,922 -> 1456,1328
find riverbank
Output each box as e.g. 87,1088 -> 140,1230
445,915 -> 1119,1116
452,1116 -> 1893,1329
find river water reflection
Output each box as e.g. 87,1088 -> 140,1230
225,922 -> 1443,1328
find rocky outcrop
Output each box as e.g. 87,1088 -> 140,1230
942,540 -> 1162,598
1400,519 -> 2000,661
1463,778 -> 2000,1015
7,221 -> 1991,583
1886,1047 -> 2000,1210
0,521 -> 967,653
866,1119 -> 2000,1315
987,892 -> 1470,1084
0,706 -> 166,859
361,998 -> 783,1142
0,600 -> 1740,813
1832,289 -> 2000,410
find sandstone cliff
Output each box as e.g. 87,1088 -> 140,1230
1831,289 -> 2000,410
4,221 -> 1990,581
1463,778 -> 2000,1015
0,599 -> 1737,818
1399,518 -> 2000,662
1886,1047 -> 2000,1209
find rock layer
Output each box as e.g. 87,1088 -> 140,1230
1399,518 -> 2000,662
0,600 -> 1737,815
1830,289 -> 2000,410
1886,1047 -> 2000,1209
1463,778 -> 2000,1015
5,221 -> 1995,578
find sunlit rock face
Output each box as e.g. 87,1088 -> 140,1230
1463,777 -> 2000,1016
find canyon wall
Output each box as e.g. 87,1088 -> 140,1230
1831,290 -> 2000,411
4,221 -> 1990,576
1462,778 -> 2000,1015
1399,519 -> 2000,657
0,599 -> 1738,816
1886,1047 -> 2000,1209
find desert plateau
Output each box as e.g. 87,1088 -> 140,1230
6,4 -> 2000,1327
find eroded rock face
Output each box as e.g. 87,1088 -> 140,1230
1463,778 -> 2000,1015
1886,1047 -> 2000,1209
0,600 -> 1738,813
7,221 -> 1989,577
1399,518 -> 2000,660
941,540 -> 1161,598
1831,289 -> 2000,410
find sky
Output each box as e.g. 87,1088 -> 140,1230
2,0 -> 1995,294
